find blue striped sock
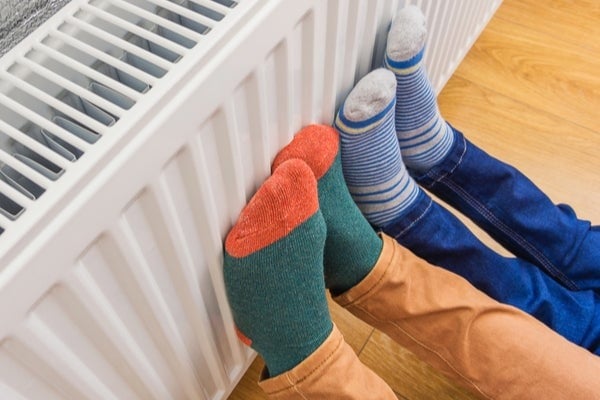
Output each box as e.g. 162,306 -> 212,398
384,5 -> 453,173
335,69 -> 420,228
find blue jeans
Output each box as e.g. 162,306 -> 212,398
381,128 -> 600,354
415,127 -> 600,293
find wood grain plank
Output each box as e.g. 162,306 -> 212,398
358,331 -> 480,400
439,75 -> 600,224
495,0 -> 600,54
327,293 -> 375,354
227,358 -> 267,400
454,16 -> 600,132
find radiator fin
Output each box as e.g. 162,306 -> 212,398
0,0 -> 238,235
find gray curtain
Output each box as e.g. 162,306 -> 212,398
0,0 -> 72,57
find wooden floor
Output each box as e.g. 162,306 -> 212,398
228,0 -> 600,398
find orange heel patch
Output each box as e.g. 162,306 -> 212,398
272,124 -> 339,180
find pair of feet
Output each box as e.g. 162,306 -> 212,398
224,125 -> 382,377
224,6 -> 454,377
336,5 -> 454,230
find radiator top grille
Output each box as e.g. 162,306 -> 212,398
0,0 -> 237,236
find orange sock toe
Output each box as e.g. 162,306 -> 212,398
272,124 -> 339,179
225,159 -> 319,258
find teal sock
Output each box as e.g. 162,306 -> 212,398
272,125 -> 383,295
223,159 -> 332,377
334,68 -> 420,228
385,5 -> 454,172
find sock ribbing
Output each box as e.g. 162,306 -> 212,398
385,5 -> 454,172
224,159 -> 332,377
335,69 -> 420,229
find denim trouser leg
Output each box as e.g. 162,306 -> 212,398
383,190 -> 600,354
414,127 -> 600,292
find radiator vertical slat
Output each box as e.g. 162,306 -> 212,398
0,382 -> 28,400
272,39 -> 294,151
229,84 -> 257,196
243,71 -> 271,183
430,1 -> 451,88
446,1 -> 467,67
322,0 -> 344,121
213,105 -> 248,211
185,136 -> 246,368
456,0 -> 474,63
436,1 -> 461,88
19,315 -> 120,400
0,347 -> 67,400
354,0 -> 380,81
287,23 -> 302,133
151,175 -> 230,394
112,217 -> 207,400
340,1 -> 363,97
421,0 -> 439,76
302,12 -> 319,125
66,265 -> 174,400
298,8 -> 318,124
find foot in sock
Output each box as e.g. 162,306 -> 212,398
335,68 -> 421,229
385,5 -> 454,173
223,159 -> 332,377
272,124 -> 382,295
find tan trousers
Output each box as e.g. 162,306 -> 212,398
259,234 -> 600,399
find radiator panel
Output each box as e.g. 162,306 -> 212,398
0,0 -> 502,398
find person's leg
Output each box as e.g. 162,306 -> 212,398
386,5 -> 600,292
384,5 -> 454,173
272,124 -> 600,399
416,127 -> 600,292
333,70 -> 600,353
223,159 -> 396,399
334,233 -> 600,400
385,188 -> 600,355
258,326 -> 397,400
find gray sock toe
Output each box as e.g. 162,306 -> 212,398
386,5 -> 427,62
342,68 -> 396,123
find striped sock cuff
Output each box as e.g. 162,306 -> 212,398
337,103 -> 420,227
384,47 -> 425,75
348,169 -> 420,227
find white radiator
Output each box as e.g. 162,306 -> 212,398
0,0 -> 501,398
